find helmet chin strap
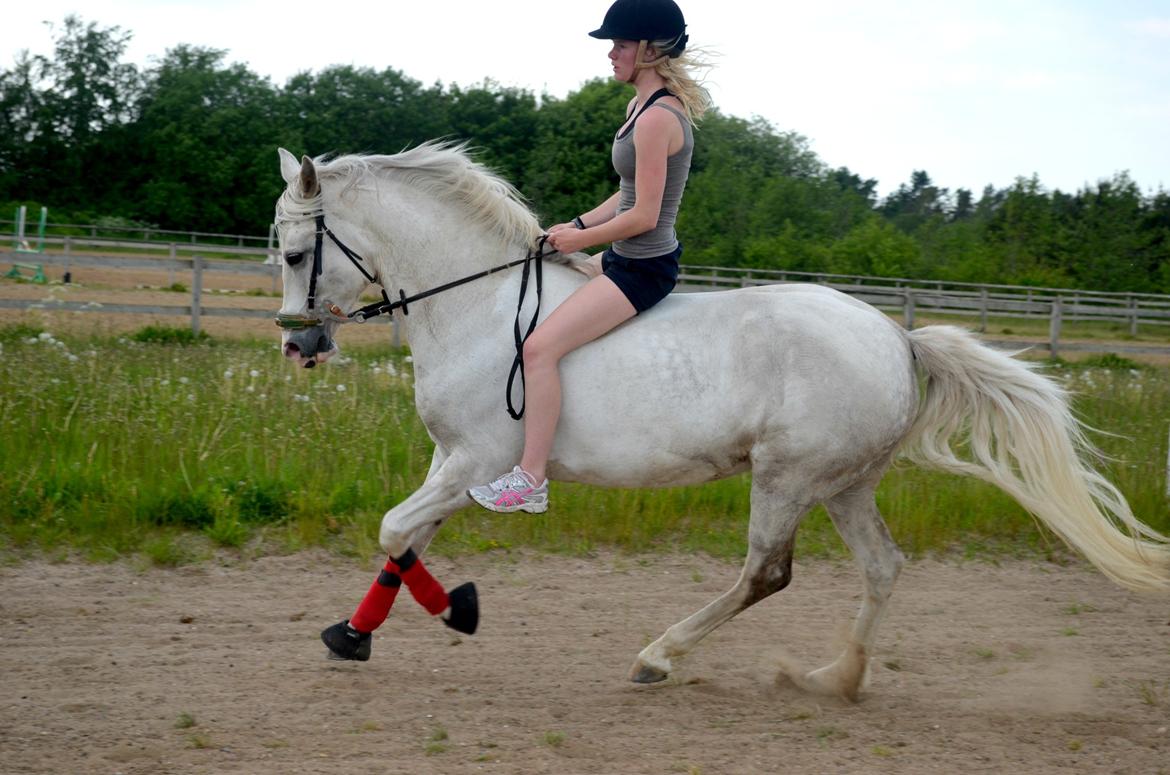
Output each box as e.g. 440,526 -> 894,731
630,41 -> 670,79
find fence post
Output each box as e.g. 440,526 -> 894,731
63,236 -> 72,275
979,287 -> 989,332
1128,295 -> 1138,337
168,243 -> 177,287
1049,297 -> 1062,358
903,290 -> 915,330
742,269 -> 752,288
191,255 -> 203,336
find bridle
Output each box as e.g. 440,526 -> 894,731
274,210 -> 553,419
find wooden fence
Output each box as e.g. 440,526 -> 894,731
5,240 -> 1170,357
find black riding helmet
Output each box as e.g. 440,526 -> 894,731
589,0 -> 689,58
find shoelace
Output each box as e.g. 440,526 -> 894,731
492,470 -> 532,493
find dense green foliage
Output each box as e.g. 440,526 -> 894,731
2,16 -> 1169,292
1,325 -> 1167,564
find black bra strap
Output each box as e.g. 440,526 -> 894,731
616,88 -> 673,140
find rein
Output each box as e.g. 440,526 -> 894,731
275,212 -> 550,419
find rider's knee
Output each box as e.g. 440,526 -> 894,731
522,332 -> 559,369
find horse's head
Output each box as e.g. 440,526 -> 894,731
274,148 -> 376,368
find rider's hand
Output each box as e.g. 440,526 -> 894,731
547,227 -> 590,255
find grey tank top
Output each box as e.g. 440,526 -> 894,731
611,97 -> 694,258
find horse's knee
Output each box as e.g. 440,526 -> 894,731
379,515 -> 412,558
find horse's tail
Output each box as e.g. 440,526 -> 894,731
902,325 -> 1170,592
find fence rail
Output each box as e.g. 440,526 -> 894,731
2,218 -> 274,249
5,244 -> 1170,357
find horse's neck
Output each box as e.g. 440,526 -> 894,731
366,217 -> 530,362
340,180 -> 548,369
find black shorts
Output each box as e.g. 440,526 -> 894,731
602,244 -> 681,314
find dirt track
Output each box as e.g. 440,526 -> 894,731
1,552 -> 1167,774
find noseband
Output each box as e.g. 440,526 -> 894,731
274,214 -> 382,331
275,207 -> 552,419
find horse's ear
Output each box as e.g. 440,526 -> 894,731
278,147 -> 300,184
299,155 -> 321,198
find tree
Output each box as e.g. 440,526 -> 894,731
522,78 -> 633,225
1063,174 -> 1156,292
0,16 -> 141,207
279,65 -> 448,158
130,45 -> 283,231
441,81 -> 538,185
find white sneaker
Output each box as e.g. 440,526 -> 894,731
467,466 -> 549,513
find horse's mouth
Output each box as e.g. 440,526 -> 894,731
282,334 -> 339,368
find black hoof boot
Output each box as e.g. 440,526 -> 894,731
321,620 -> 371,661
443,582 -> 479,635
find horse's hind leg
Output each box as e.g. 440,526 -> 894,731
629,472 -> 809,683
793,478 -> 904,701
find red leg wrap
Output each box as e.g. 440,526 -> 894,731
348,559 -> 402,633
396,552 -> 450,616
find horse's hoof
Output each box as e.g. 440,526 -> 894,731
321,620 -> 371,661
629,663 -> 669,684
443,582 -> 478,635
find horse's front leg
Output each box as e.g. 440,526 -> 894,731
321,452 -> 481,660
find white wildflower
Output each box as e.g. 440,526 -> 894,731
249,369 -> 260,378
179,376 -> 190,385
38,332 -> 53,341
224,370 -> 234,379
336,384 -> 347,392
294,394 -> 310,402
404,355 -> 413,363
245,385 -> 255,393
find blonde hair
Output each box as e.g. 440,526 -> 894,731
634,39 -> 714,124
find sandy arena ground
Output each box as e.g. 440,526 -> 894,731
1,552 -> 1167,774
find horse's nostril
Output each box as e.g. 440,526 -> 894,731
285,342 -> 301,355
315,334 -> 330,353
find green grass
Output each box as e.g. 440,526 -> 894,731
1,323 -> 1168,564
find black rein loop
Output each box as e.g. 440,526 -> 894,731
505,234 -> 547,420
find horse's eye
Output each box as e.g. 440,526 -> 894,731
285,251 -> 305,266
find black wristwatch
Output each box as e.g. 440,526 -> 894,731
572,216 -> 586,230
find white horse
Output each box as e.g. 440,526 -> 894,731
274,143 -> 1169,699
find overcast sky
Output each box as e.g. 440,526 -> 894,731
3,0 -> 1168,198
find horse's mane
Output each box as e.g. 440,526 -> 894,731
277,141 -> 544,249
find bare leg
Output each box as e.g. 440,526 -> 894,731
630,467 -> 808,682
794,479 -> 904,701
518,274 -> 634,481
